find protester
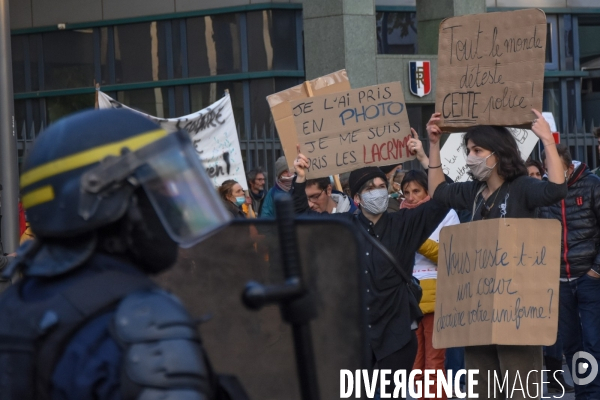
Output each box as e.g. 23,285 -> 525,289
401,170 -> 460,400
426,109 -> 567,399
0,109 -> 242,399
292,130 -> 450,396
381,164 -> 403,212
339,172 -> 352,198
304,177 -> 357,214
539,144 -> 600,398
219,179 -> 247,219
526,159 -> 545,180
526,158 -> 569,391
261,156 -> 294,218
247,167 -> 267,216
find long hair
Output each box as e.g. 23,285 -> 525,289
463,126 -> 527,181
218,179 -> 238,201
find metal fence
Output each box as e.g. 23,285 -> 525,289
15,120 -> 599,186
238,123 -> 284,190
16,119 -> 285,189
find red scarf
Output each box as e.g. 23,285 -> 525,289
400,195 -> 431,210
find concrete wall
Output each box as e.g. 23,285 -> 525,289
10,0 -> 600,30
376,55 -> 437,104
303,0 -> 377,87
377,0 -> 600,6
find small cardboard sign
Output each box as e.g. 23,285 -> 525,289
435,9 -> 547,131
290,82 -> 414,179
433,218 -> 561,348
267,70 -> 351,170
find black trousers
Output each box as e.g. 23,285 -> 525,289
373,331 -> 418,399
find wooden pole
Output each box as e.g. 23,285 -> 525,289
94,82 -> 100,109
332,175 -> 343,192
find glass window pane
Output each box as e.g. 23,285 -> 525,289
249,78 -> 301,137
543,80 -> 562,132
100,27 -> 110,85
42,30 -> 95,90
247,10 -> 298,71
172,20 -> 184,80
189,81 -> 243,130
174,86 -> 186,117
12,36 -> 26,93
187,14 -> 242,77
14,100 -> 27,141
45,93 -> 94,124
114,22 -> 168,84
117,88 -> 170,118
377,12 -> 418,55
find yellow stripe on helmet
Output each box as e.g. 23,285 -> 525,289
22,185 -> 55,209
20,128 -> 169,189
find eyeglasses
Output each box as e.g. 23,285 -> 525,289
307,189 -> 325,202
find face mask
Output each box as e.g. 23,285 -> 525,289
276,174 -> 295,192
235,196 -> 245,207
466,152 -> 497,181
360,188 -> 389,215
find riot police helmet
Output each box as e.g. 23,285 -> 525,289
21,108 -> 230,248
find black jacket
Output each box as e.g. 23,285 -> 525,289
223,200 -> 246,219
292,179 -> 449,360
539,163 -> 600,279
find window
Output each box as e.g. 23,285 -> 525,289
114,22 -> 169,84
186,14 -> 242,77
11,9 -> 303,177
249,78 -> 301,136
46,93 -> 94,124
377,12 -> 418,55
189,81 -> 244,130
117,88 -> 170,118
546,15 -> 559,71
247,10 -> 298,71
42,30 -> 95,90
543,80 -> 561,132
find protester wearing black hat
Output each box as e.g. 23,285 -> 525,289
292,145 -> 449,392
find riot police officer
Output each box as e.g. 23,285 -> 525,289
0,108 -> 236,399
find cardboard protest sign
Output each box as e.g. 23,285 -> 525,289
433,218 -> 561,348
267,70 -> 351,170
98,91 -> 247,189
441,127 -> 540,182
436,9 -> 547,131
290,82 -> 414,179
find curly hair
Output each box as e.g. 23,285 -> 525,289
463,126 -> 527,182
218,179 -> 239,201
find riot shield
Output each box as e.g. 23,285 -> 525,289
156,216 -> 369,400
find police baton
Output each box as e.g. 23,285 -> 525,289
242,194 -> 320,400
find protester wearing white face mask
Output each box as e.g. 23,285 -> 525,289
426,109 -> 567,400
292,140 -> 451,398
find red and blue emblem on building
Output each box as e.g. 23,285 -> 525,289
409,61 -> 431,97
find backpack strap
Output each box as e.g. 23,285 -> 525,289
35,269 -> 157,399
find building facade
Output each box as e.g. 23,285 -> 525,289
8,0 -> 600,177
